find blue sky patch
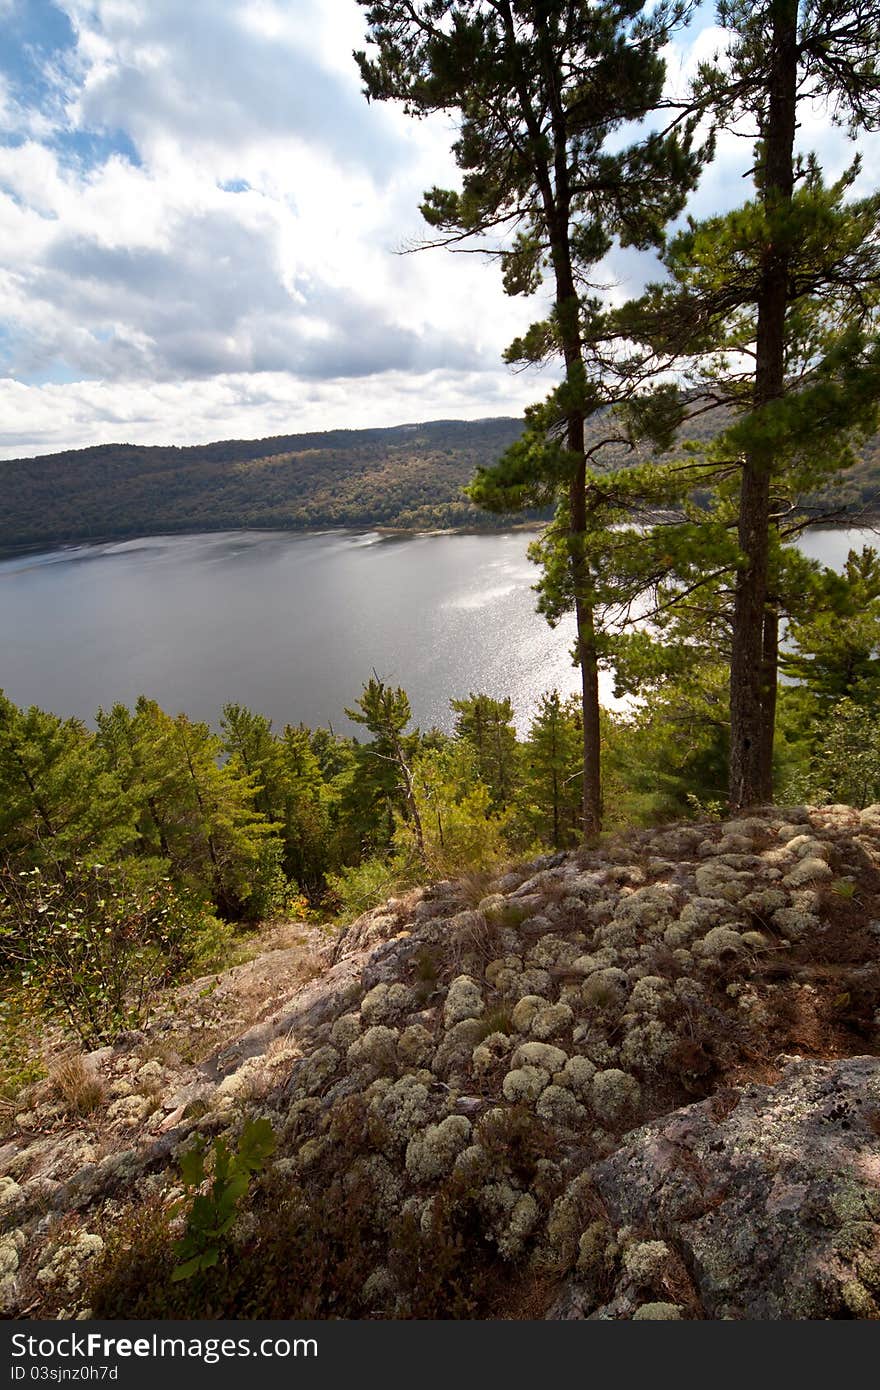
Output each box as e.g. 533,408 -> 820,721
0,0 -> 141,168
0,0 -> 76,108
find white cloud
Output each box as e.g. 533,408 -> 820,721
0,0 -> 876,461
58,0 -> 408,177
0,0 -> 546,450
0,365 -> 549,459
0,129 -> 529,386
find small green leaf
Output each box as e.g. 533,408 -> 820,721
178,1143 -> 206,1188
171,1254 -> 205,1283
237,1117 -> 277,1168
214,1173 -> 248,1215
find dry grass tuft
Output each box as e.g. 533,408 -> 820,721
290,949 -> 327,988
447,910 -> 500,977
450,869 -> 495,910
535,873 -> 572,906
50,1055 -> 106,1116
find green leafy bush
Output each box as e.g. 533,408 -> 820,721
172,1118 -> 277,1282
325,854 -> 412,922
0,861 -> 199,1043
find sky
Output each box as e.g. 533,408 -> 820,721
0,0 -> 877,460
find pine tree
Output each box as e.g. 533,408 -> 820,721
355,0 -> 704,834
515,690 -> 583,848
450,692 -> 518,809
97,698 -> 278,919
0,692 -> 133,867
345,675 -> 426,859
616,0 -> 880,807
220,703 -> 282,821
783,547 -> 880,708
277,725 -> 333,899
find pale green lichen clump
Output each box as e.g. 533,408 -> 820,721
591,1069 -> 641,1124
632,1302 -> 682,1319
405,1115 -> 472,1182
502,1065 -> 549,1103
346,1025 -> 398,1074
370,1073 -> 438,1148
444,975 -> 485,1026
397,1024 -> 434,1068
478,1185 -> 540,1260
361,981 -> 416,1023
582,968 -> 629,1009
331,1011 -> 362,1050
471,1031 -> 510,1075
511,995 -> 544,1032
36,1232 -> 104,1297
513,1041 -> 568,1072
0,1230 -> 25,1309
529,1002 -> 573,1040
558,1054 -> 596,1098
623,1239 -> 672,1285
536,1084 -> 587,1131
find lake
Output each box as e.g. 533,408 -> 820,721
2,526 -> 877,737
0,530 -> 585,737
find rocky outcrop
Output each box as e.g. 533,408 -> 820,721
2,804 -> 880,1318
550,1056 -> 880,1319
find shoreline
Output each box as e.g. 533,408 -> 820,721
2,512 -> 879,563
0,519 -> 546,561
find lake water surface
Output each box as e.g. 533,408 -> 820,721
0,530 -> 585,736
2,526 -> 876,737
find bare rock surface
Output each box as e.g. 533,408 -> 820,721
587,1056 -> 880,1319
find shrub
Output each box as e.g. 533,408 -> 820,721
89,1152 -> 511,1319
0,861 -> 203,1043
183,913 -> 238,974
172,1118 -> 277,1282
239,840 -> 289,923
405,745 -> 509,879
0,984 -> 45,1110
325,855 -> 413,922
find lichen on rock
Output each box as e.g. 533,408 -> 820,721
405,1115 -> 472,1183
6,803 -> 880,1322
530,1002 -> 574,1041
346,1025 -> 399,1075
591,1069 -> 641,1125
502,1064 -> 549,1104
361,981 -> 416,1024
444,975 -> 485,1027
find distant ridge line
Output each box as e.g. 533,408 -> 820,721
0,416 -> 529,552
1,415 -> 523,468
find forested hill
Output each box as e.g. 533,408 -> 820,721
0,417 -> 528,552
3,411 -> 880,554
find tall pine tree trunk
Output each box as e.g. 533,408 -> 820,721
730,466 -> 772,805
529,3 -> 602,838
568,454 -> 602,839
758,540 -> 780,783
729,0 -> 797,808
557,294 -> 601,840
